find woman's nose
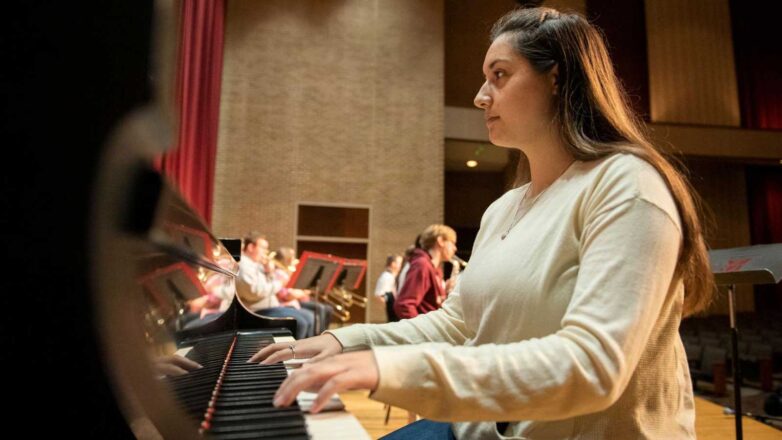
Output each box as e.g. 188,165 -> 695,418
474,82 -> 491,109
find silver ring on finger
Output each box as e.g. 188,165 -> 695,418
288,344 -> 296,359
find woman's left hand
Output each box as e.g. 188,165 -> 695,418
273,351 -> 379,413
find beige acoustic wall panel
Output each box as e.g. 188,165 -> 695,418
543,0 -> 585,14
213,0 -> 444,322
645,0 -> 740,126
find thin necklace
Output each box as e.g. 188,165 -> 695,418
500,160 -> 575,240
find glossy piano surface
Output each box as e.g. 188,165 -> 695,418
88,1 -> 369,435
93,165 -> 369,438
137,173 -> 298,344
93,165 -> 312,438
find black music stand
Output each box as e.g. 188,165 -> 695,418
289,252 -> 342,334
219,238 -> 242,260
335,258 -> 367,291
709,243 -> 782,440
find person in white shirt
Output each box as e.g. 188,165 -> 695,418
374,254 -> 403,322
237,232 -> 314,339
249,7 -> 715,439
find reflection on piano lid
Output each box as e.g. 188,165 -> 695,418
90,1 -> 369,435
92,163 -> 317,438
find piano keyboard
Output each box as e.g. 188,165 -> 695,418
166,331 -> 309,439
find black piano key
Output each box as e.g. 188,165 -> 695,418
165,331 -> 310,438
208,419 -> 309,435
213,393 -> 278,404
210,407 -> 302,422
210,429 -> 309,440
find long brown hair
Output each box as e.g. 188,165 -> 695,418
491,7 -> 714,316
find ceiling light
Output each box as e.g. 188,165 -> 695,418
466,160 -> 478,168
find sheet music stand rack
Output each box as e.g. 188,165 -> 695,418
709,243 -> 782,440
335,258 -> 368,291
288,252 -> 342,335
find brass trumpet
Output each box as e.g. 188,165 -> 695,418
331,286 -> 368,308
452,255 -> 468,270
317,291 -> 351,322
314,287 -> 368,322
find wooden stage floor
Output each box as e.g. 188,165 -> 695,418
339,390 -> 782,439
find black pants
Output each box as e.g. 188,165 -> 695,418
384,292 -> 399,322
301,301 -> 333,334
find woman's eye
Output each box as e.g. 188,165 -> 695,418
494,71 -> 505,79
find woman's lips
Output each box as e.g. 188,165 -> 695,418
486,116 -> 500,125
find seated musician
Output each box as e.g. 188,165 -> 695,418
191,255 -> 237,319
249,7 -> 714,439
374,254 -> 403,322
393,225 -> 457,320
238,232 -> 315,339
272,246 -> 333,335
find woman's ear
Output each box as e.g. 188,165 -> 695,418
550,64 -> 559,95
436,235 -> 446,248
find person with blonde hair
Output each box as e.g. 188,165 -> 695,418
250,7 -> 714,439
393,224 -> 457,320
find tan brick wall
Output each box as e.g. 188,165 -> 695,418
213,0 -> 444,322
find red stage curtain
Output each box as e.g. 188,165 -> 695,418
156,0 -> 225,224
586,0 -> 650,120
731,0 -> 782,130
747,166 -> 782,310
732,1 -> 782,309
748,166 -> 782,245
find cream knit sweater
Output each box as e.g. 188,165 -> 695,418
329,154 -> 695,439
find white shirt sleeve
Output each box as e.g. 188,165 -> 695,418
237,258 -> 275,306
373,271 -> 395,297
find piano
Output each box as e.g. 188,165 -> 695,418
91,164 -> 369,439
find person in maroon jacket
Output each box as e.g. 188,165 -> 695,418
393,224 -> 458,319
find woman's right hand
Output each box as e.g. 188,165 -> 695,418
248,333 -> 343,364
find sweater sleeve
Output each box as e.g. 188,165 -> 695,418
326,281 -> 475,351
393,261 -> 430,319
368,196 -> 683,422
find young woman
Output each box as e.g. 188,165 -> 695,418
250,7 -> 714,439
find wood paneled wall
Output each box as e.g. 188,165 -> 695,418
444,0 -> 515,108
543,0 -> 585,14
645,0 -> 741,126
444,0 -> 585,109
